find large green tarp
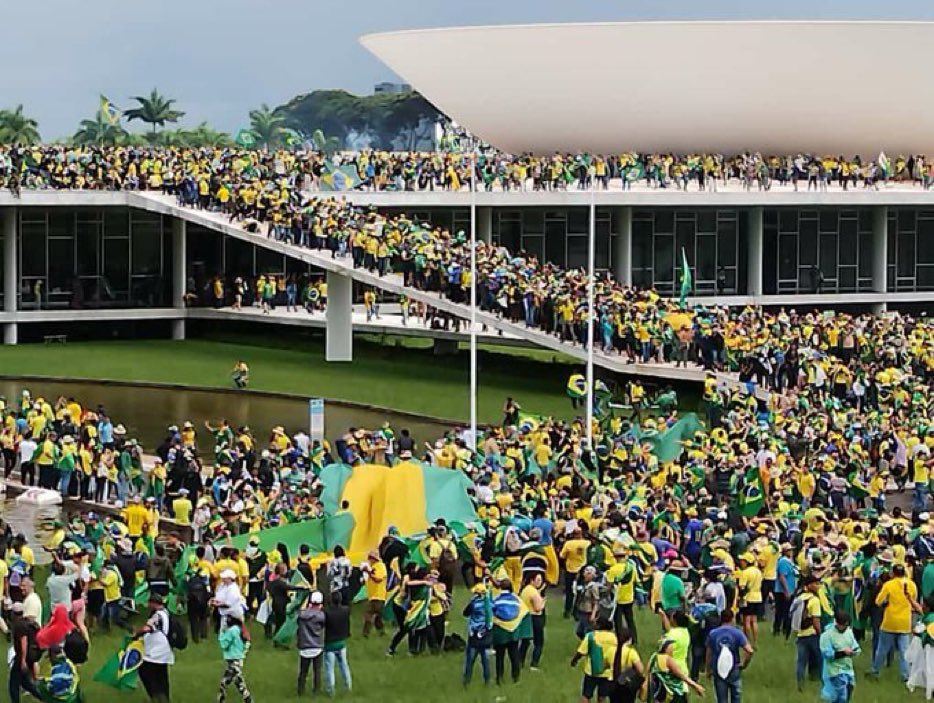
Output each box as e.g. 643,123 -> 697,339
635,413 -> 705,463
422,463 -> 479,526
319,463 -> 353,514
225,512 -> 355,555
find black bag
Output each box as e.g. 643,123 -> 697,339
443,632 -> 466,652
166,613 -> 188,650
613,642 -> 645,693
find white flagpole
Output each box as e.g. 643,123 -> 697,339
585,170 -> 596,445
469,148 -> 478,448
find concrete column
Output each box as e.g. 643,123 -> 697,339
872,206 -> 888,293
613,207 -> 632,286
477,206 -> 493,245
171,218 -> 186,340
326,271 -> 353,362
747,207 -> 764,297
3,207 -> 17,345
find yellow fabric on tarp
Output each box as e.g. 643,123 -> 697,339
340,462 -> 428,554
664,311 -> 694,331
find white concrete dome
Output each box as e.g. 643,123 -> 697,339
361,21 -> 934,155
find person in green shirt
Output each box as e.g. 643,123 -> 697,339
660,562 -> 688,629
56,436 -> 76,497
819,610 -> 860,703
217,617 -> 253,703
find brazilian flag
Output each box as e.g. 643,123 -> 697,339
739,467 -> 765,517
93,636 -> 144,690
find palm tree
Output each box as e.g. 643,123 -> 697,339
183,122 -> 232,147
248,104 -> 285,149
73,110 -> 127,146
0,104 -> 41,144
124,89 -> 185,137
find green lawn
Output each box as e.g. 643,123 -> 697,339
7,590 -> 912,703
0,337 -> 579,424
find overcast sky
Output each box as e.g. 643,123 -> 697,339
2,0 -> 930,139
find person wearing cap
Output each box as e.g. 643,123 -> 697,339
795,575 -> 825,691
136,592 -> 174,702
869,563 -> 922,681
9,599 -> 43,702
773,543 -> 798,639
362,550 -> 387,637
212,568 -> 245,628
462,582 -> 493,686
297,591 -> 326,695
605,545 -> 639,645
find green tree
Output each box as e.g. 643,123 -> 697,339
183,122 -> 232,147
248,103 -> 285,149
124,89 -> 185,137
0,104 -> 41,145
73,110 -> 128,146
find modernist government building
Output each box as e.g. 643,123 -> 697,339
0,22 -> 932,352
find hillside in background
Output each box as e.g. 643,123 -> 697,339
275,89 -> 443,151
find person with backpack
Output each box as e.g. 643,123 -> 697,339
216,616 -> 253,703
185,556 -> 212,643
793,575 -> 825,691
608,626 -> 644,703
574,566 -> 603,639
137,593 -> 175,703
571,617 -> 618,703
462,582 -> 493,686
705,608 -> 754,703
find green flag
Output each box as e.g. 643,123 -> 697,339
93,636 -> 144,690
739,466 -> 765,517
679,247 -> 692,308
235,129 -> 256,148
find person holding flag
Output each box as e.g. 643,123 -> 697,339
462,582 -> 494,686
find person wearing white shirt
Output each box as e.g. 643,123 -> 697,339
212,570 -> 245,627
18,436 -> 37,486
138,594 -> 175,702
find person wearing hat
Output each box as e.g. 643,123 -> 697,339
795,575 -> 825,691
362,550 -> 387,637
10,599 -> 43,701
297,591 -> 326,695
869,563 -> 922,681
605,544 -> 639,645
136,591 -> 175,702
212,569 -> 245,629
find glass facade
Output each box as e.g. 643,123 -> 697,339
762,208 -> 875,295
888,208 -> 934,291
493,208 -> 612,270
631,208 -> 744,296
17,208 -> 171,308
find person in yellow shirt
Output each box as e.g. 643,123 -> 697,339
869,563 -> 921,678
605,545 -> 639,644
121,497 -> 149,539
172,488 -> 193,526
571,618 -> 618,701
363,550 -> 387,637
736,553 -> 763,646
796,575 -> 825,688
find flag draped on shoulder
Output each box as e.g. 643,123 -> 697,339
93,636 -> 144,690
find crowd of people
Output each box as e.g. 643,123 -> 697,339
0,290 -> 930,701
3,145 -> 934,195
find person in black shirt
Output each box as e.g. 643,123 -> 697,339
10,604 -> 42,703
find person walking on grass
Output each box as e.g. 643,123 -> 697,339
869,563 -> 922,682
137,594 -> 174,703
217,616 -> 253,703
296,591 -> 326,696
820,611 -> 860,703
571,618 -> 618,703
705,608 -> 754,703
324,591 -> 352,695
